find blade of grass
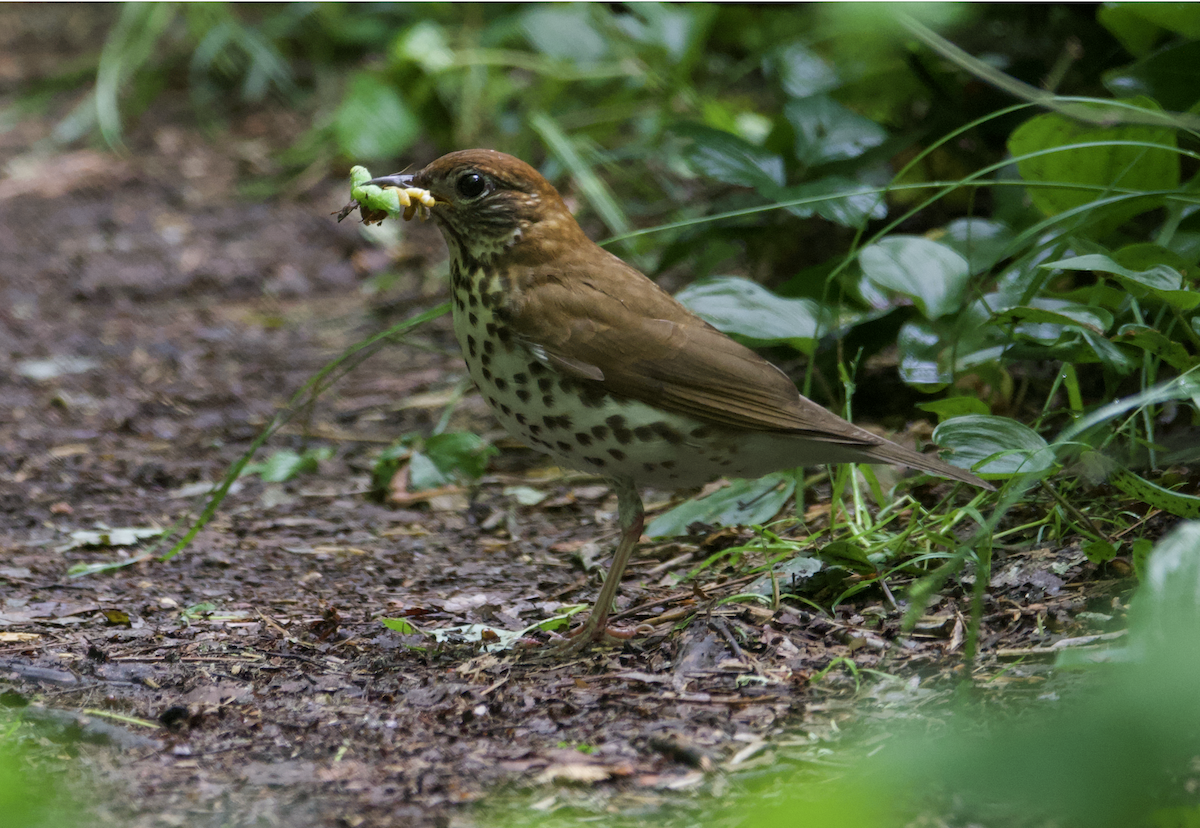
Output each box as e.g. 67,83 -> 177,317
160,301 -> 450,562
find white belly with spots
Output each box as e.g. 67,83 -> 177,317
451,270 -> 873,489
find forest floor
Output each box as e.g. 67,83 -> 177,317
0,7 -> 1153,828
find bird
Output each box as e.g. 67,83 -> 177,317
362,149 -> 991,652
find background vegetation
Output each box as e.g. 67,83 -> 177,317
9,3 -> 1200,825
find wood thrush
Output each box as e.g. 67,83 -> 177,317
366,149 -> 990,651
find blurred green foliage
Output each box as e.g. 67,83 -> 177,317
19,7 -> 1200,823
488,523 -> 1200,827
44,2 -> 1200,536
0,739 -> 85,828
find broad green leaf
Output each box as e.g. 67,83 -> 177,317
423,432 -> 496,481
1056,373 -> 1200,446
917,396 -> 991,421
381,617 -> 420,635
1103,40 -> 1200,112
1048,253 -> 1180,289
748,555 -> 824,595
1109,468 -> 1200,519
784,96 -> 888,167
819,540 -> 876,575
241,447 -> 332,482
766,176 -> 887,229
1111,242 -> 1192,274
1008,99 -> 1179,235
896,321 -> 952,389
1128,520 -> 1200,646
676,276 -> 832,352
937,218 -> 1014,275
770,42 -> 839,98
1083,539 -> 1119,565
408,432 -> 495,491
932,414 -> 1054,477
646,473 -> 796,537
390,21 -> 454,73
407,451 -> 446,491
521,6 -> 607,65
334,72 -> 420,160
676,123 -> 785,190
1082,329 -> 1139,375
615,4 -> 707,62
1117,4 -> 1200,40
1114,324 -> 1196,371
1045,254 -> 1200,310
860,237 -> 971,320
1097,3 -> 1166,57
994,300 -> 1113,338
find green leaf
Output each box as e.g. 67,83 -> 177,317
615,4 -> 707,63
1103,40 -> 1200,112
407,451 -> 447,491
1007,99 -> 1179,236
932,415 -> 1055,477
896,321 -> 952,389
521,5 -> 607,65
1097,3 -> 1166,57
819,541 -> 876,575
334,72 -> 420,161
423,432 -> 496,482
1116,4 -> 1200,40
675,276 -> 833,353
370,441 -> 412,495
1111,242 -> 1193,274
1083,539 -> 1119,565
646,473 -> 796,538
381,617 -> 422,635
675,123 -> 785,190
784,96 -> 888,167
1113,324 -> 1196,371
1081,329 -> 1139,375
766,176 -> 887,229
917,397 -> 991,421
1109,468 -> 1200,519
1128,521 -> 1200,646
770,42 -> 839,98
242,447 -> 332,483
529,111 -> 632,238
994,300 -> 1114,338
390,21 -> 454,73
748,555 -> 824,595
402,432 -> 495,492
1045,254 -> 1200,310
937,218 -> 1014,275
860,237 -> 971,320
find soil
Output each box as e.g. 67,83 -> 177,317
0,8 -> 1164,828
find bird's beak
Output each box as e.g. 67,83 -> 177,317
363,172 -> 437,221
366,173 -> 416,188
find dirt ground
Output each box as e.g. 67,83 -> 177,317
0,8 -> 1165,828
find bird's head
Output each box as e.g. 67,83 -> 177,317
367,149 -> 586,264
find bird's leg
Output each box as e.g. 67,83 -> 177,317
555,479 -> 644,652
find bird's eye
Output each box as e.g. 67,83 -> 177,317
456,172 -> 487,199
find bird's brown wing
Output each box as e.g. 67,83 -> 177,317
505,254 -> 877,448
